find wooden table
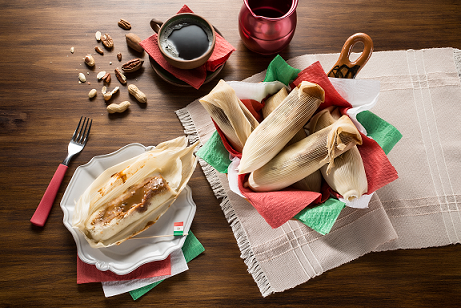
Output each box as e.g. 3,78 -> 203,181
1,0 -> 460,306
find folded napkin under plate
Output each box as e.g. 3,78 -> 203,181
77,255 -> 171,284
176,48 -> 461,296
77,230 -> 204,299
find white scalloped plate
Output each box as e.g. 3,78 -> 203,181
60,143 -> 196,275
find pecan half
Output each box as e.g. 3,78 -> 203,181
101,33 -> 114,49
102,72 -> 111,84
118,18 -> 132,30
121,58 -> 144,73
95,46 -> 104,55
114,68 -> 127,85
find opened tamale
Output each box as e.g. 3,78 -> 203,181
72,137 -> 198,248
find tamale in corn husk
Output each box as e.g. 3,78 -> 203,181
261,87 -> 322,192
72,137 -> 198,248
262,87 -> 289,118
248,115 -> 362,192
239,81 -> 325,174
308,107 -> 368,201
199,80 -> 259,152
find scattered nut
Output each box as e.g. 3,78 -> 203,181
101,33 -> 114,49
78,73 -> 86,83
95,31 -> 102,41
102,86 -> 119,101
117,52 -> 122,62
70,47 -> 75,54
95,46 -> 104,55
102,72 -> 111,84
97,71 -> 106,80
107,101 -> 131,113
114,68 -> 127,85
125,33 -> 144,53
118,18 -> 132,30
128,84 -> 147,103
121,58 -> 144,73
88,88 -> 97,99
84,54 -> 95,67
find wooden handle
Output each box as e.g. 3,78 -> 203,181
328,33 -> 373,79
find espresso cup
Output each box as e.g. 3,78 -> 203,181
152,13 -> 216,70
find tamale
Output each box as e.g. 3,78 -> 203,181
199,80 -> 259,152
308,108 -> 368,201
262,87 -> 322,192
248,115 -> 362,192
262,87 -> 289,118
72,137 -> 198,248
239,81 -> 325,174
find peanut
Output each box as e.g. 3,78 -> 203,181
97,71 -> 106,80
78,73 -> 86,83
84,54 -> 95,67
102,86 -> 119,101
128,84 -> 147,103
88,88 -> 97,99
107,101 -> 130,113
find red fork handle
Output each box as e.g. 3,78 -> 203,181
30,164 -> 68,227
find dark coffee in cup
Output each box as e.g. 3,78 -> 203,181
161,21 -> 212,60
158,14 -> 215,68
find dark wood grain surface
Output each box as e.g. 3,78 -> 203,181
1,0 -> 460,307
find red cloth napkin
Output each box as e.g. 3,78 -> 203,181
77,255 -> 171,284
140,5 -> 235,89
218,61 -> 399,228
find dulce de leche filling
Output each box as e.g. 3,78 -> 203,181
91,176 -> 169,226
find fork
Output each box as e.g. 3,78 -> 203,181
30,117 -> 92,227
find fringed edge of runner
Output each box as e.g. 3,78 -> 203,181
175,106 -> 274,297
454,48 -> 461,80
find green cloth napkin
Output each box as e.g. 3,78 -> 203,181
129,231 -> 205,300
196,131 -> 231,173
294,198 -> 346,235
264,54 -> 301,85
356,110 -> 402,155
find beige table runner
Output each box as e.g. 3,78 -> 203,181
176,48 -> 461,296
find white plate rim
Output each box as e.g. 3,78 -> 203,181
60,143 -> 196,275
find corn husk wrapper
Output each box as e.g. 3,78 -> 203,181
248,115 -> 362,192
199,79 -> 259,152
262,87 -> 322,192
308,108 -> 368,201
261,87 -> 289,118
72,137 -> 198,248
239,81 -> 325,174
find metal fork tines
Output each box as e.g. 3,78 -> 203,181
30,116 -> 92,227
63,116 -> 92,165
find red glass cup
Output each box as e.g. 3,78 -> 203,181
238,0 -> 298,55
